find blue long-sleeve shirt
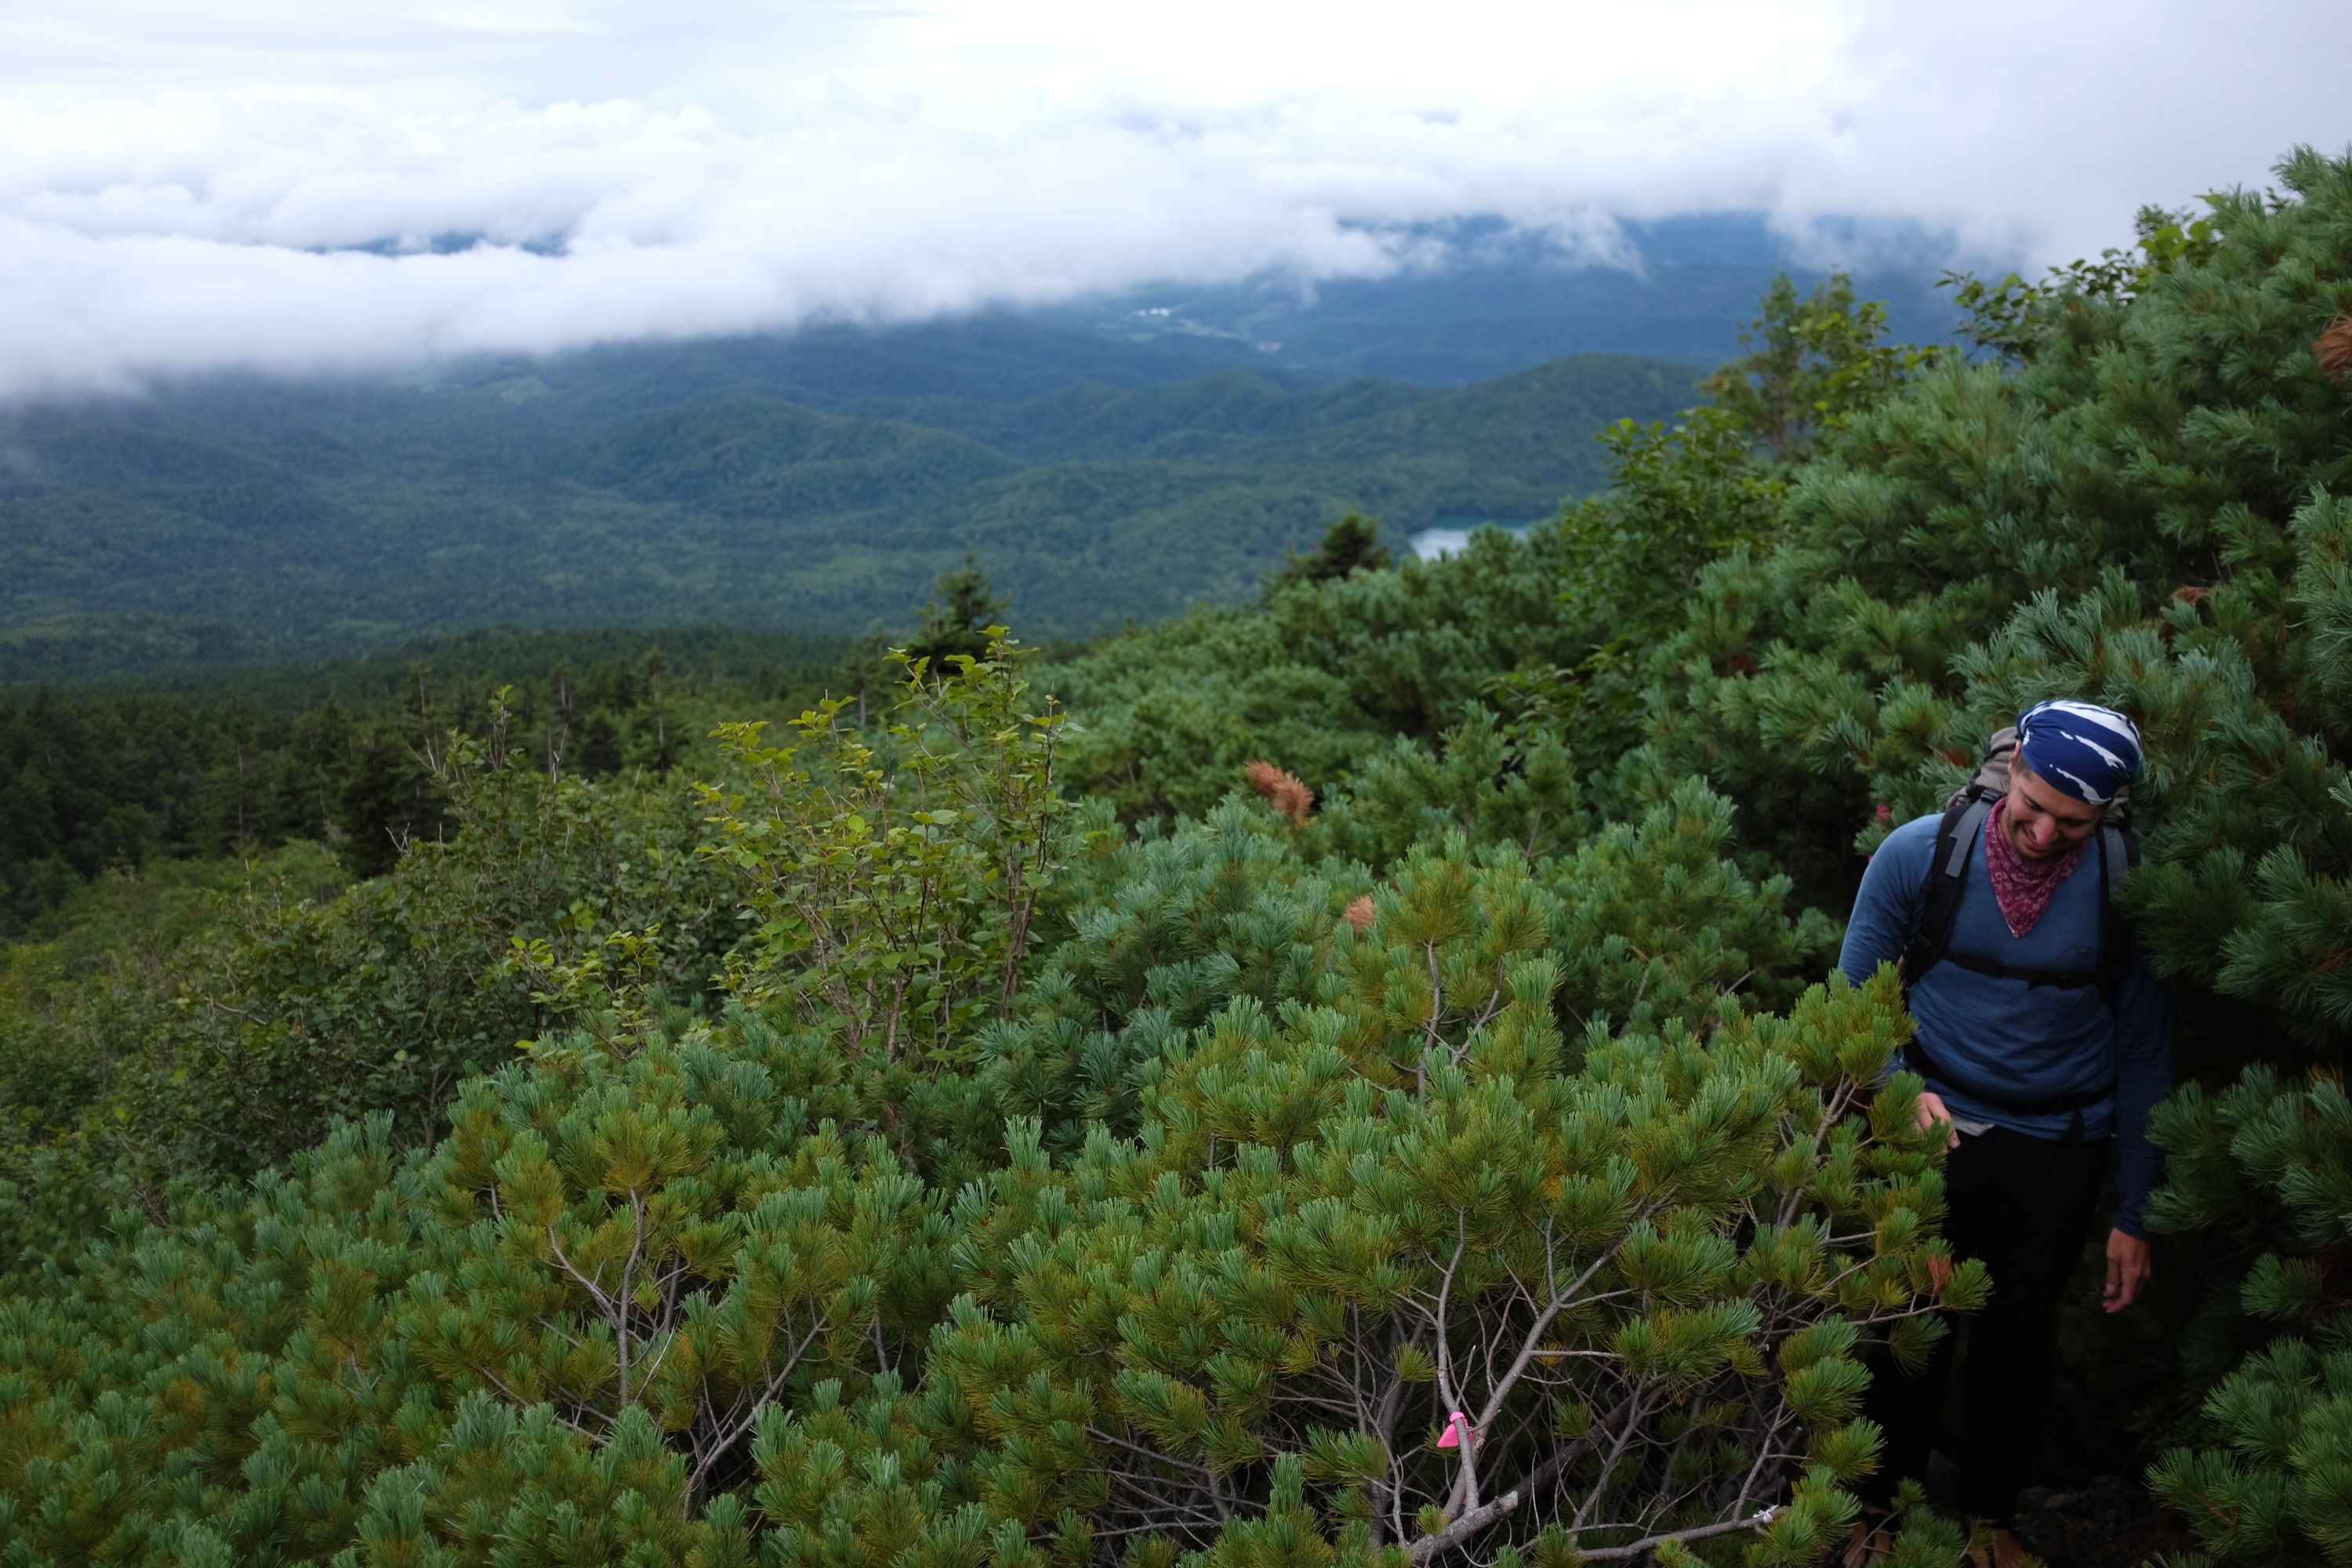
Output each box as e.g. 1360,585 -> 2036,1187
1838,811 -> 2172,1238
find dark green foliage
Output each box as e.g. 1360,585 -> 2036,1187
2145,1068 -> 2352,1565
1306,706 -> 1588,869
0,745 -> 1956,1568
0,633 -> 842,931
1701,273 -> 1936,463
1269,514 -> 1393,594
0,686 -> 352,931
0,743 -> 745,1281
5,145 -> 2352,1566
0,352 -> 1694,681
903,557 -> 1014,676
1029,140 -> 2352,1544
0,640 -> 1964,1566
1051,506 -> 1676,825
1629,151 -> 2352,1548
924,934 -> 1951,1567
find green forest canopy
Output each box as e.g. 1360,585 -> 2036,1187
2,147 -> 2351,1567
0,346 -> 1695,681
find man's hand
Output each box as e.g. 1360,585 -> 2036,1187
1915,1090 -> 1960,1151
2104,1229 -> 2151,1312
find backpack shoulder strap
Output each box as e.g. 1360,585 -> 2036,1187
1902,793 -> 1993,993
2094,822 -> 2143,1007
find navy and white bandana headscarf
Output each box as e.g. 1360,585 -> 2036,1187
2016,699 -> 2143,805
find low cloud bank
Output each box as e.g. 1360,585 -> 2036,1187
3,0 -> 2347,403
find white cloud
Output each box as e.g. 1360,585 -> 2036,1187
2,0 -> 2347,401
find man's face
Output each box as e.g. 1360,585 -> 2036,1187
2002,758 -> 2103,862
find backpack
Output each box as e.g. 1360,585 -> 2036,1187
1895,726 -> 2141,1119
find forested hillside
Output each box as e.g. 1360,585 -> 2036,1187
1047,213 -> 1957,383
3,147 -> 2350,1568
0,331 -> 1693,680
0,626 -> 859,933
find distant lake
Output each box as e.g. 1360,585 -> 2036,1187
1408,518 -> 1537,560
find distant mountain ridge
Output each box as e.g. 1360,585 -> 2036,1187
1,328 -> 1700,680
1,215 -> 1969,679
1043,212 -> 1963,383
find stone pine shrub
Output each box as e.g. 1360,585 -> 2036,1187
0,641 -> 1971,1566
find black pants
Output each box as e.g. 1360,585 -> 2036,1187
1859,1125 -> 2109,1522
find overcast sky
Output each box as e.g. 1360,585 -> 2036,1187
4,0 -> 2348,402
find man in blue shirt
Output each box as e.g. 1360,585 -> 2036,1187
1838,700 -> 2169,1563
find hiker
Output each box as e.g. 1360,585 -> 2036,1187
1838,699 -> 2171,1563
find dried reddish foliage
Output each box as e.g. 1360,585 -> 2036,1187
2320,313 -> 2352,383
1244,760 -> 1314,824
1341,895 -> 1375,935
2164,583 -> 2213,640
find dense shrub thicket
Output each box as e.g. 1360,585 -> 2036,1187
2,144 -> 2350,1566
0,631 -> 842,934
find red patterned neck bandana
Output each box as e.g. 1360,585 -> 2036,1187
1983,797 -> 2086,938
